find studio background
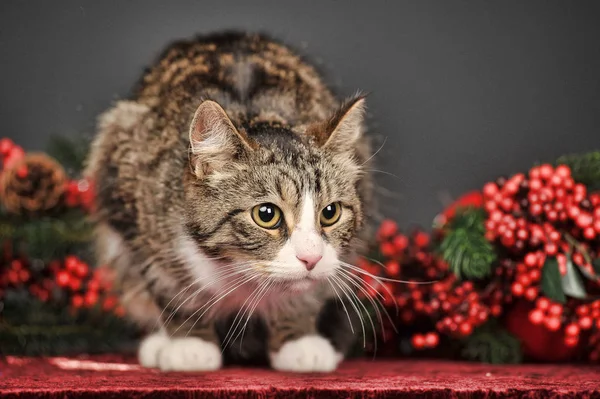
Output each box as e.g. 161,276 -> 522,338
1,0 -> 599,227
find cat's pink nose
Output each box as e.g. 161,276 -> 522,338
297,254 -> 322,271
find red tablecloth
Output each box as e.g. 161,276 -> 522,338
1,355 -> 599,398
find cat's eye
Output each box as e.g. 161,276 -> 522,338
252,203 -> 282,229
320,202 -> 342,227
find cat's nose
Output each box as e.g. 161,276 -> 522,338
296,254 -> 322,271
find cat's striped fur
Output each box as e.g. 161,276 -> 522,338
85,32 -> 372,372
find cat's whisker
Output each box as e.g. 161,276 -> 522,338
162,264 -> 257,328
331,273 -> 377,353
181,272 -> 261,337
329,274 -> 366,348
337,269 -> 398,335
339,260 -> 436,285
361,136 -> 387,166
167,271 -> 258,335
325,277 -> 355,334
221,278 -> 271,351
343,259 -> 400,316
238,278 -> 276,348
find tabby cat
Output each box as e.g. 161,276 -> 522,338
85,32 -> 373,372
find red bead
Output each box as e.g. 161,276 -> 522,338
65,256 -> 79,272
544,316 -> 561,331
583,227 -> 596,240
392,235 -> 409,251
378,220 -> 397,240
0,138 -> 14,155
536,297 -> 550,310
411,334 -> 426,349
579,316 -> 593,330
549,303 -> 563,316
524,287 -> 538,301
483,182 -> 499,198
555,165 -> 571,178
84,291 -> 99,307
385,261 -> 400,276
459,322 -> 473,336
69,278 -> 81,292
525,253 -> 538,267
539,164 -> 554,179
56,271 -> 70,287
71,295 -> 84,308
564,336 -> 579,347
380,242 -> 395,257
565,323 -> 580,337
424,332 -> 439,348
529,309 -> 545,325
16,166 -> 28,179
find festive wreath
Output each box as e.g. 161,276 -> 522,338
0,136 -> 599,364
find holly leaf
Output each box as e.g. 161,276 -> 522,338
541,258 -> 566,304
593,259 -> 600,275
561,258 -> 587,299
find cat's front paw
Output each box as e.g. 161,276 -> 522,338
157,337 -> 222,371
138,332 -> 170,368
270,335 -> 343,373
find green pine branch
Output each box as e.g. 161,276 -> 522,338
556,151 -> 600,190
0,294 -> 139,356
462,321 -> 522,364
439,207 -> 496,280
46,135 -> 90,177
0,208 -> 94,263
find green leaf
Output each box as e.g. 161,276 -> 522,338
593,259 -> 600,275
556,151 -> 600,189
541,258 -> 566,304
561,258 -> 587,299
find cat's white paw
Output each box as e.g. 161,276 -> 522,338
157,337 -> 222,371
270,335 -> 343,373
138,332 -> 170,368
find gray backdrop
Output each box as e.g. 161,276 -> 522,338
1,1 -> 599,227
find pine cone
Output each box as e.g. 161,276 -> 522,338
0,153 -> 67,215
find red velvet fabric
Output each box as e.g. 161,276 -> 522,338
1,355 -> 599,398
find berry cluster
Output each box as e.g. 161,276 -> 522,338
482,164 -> 600,359
0,138 -> 25,170
52,256 -> 122,314
361,220 -> 499,351
64,178 -> 95,212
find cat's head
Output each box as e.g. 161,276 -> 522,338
183,97 -> 370,293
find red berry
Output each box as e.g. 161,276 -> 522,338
530,179 -> 543,191
75,262 -> 89,278
16,166 -> 28,178
525,253 -> 538,267
584,227 -> 596,240
459,322 -> 473,336
517,274 -> 531,287
549,303 -> 563,316
483,182 -> 499,198
71,295 -> 84,308
84,291 -> 99,307
380,242 -> 395,257
565,323 -> 580,337
424,332 -> 439,348
69,278 -> 81,292
544,242 -> 557,256
103,296 -> 118,311
577,213 -> 593,228
411,334 -> 426,349
414,231 -> 430,248
491,305 -> 502,317
524,287 -> 538,301
0,138 -> 14,155
579,316 -> 593,330
392,235 -> 409,251
564,336 -> 579,347
539,164 -> 554,180
550,174 -> 563,187
529,269 -> 541,281
544,316 -> 561,331
529,167 -> 541,179
555,165 -> 571,178
536,297 -> 550,310
65,256 -> 79,272
378,220 -> 397,239
56,271 -> 70,287
529,309 -> 545,325
385,261 -> 400,276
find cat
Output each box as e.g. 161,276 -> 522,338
85,31 -> 373,373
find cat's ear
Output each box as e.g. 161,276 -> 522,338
309,96 -> 366,154
189,100 -> 255,178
